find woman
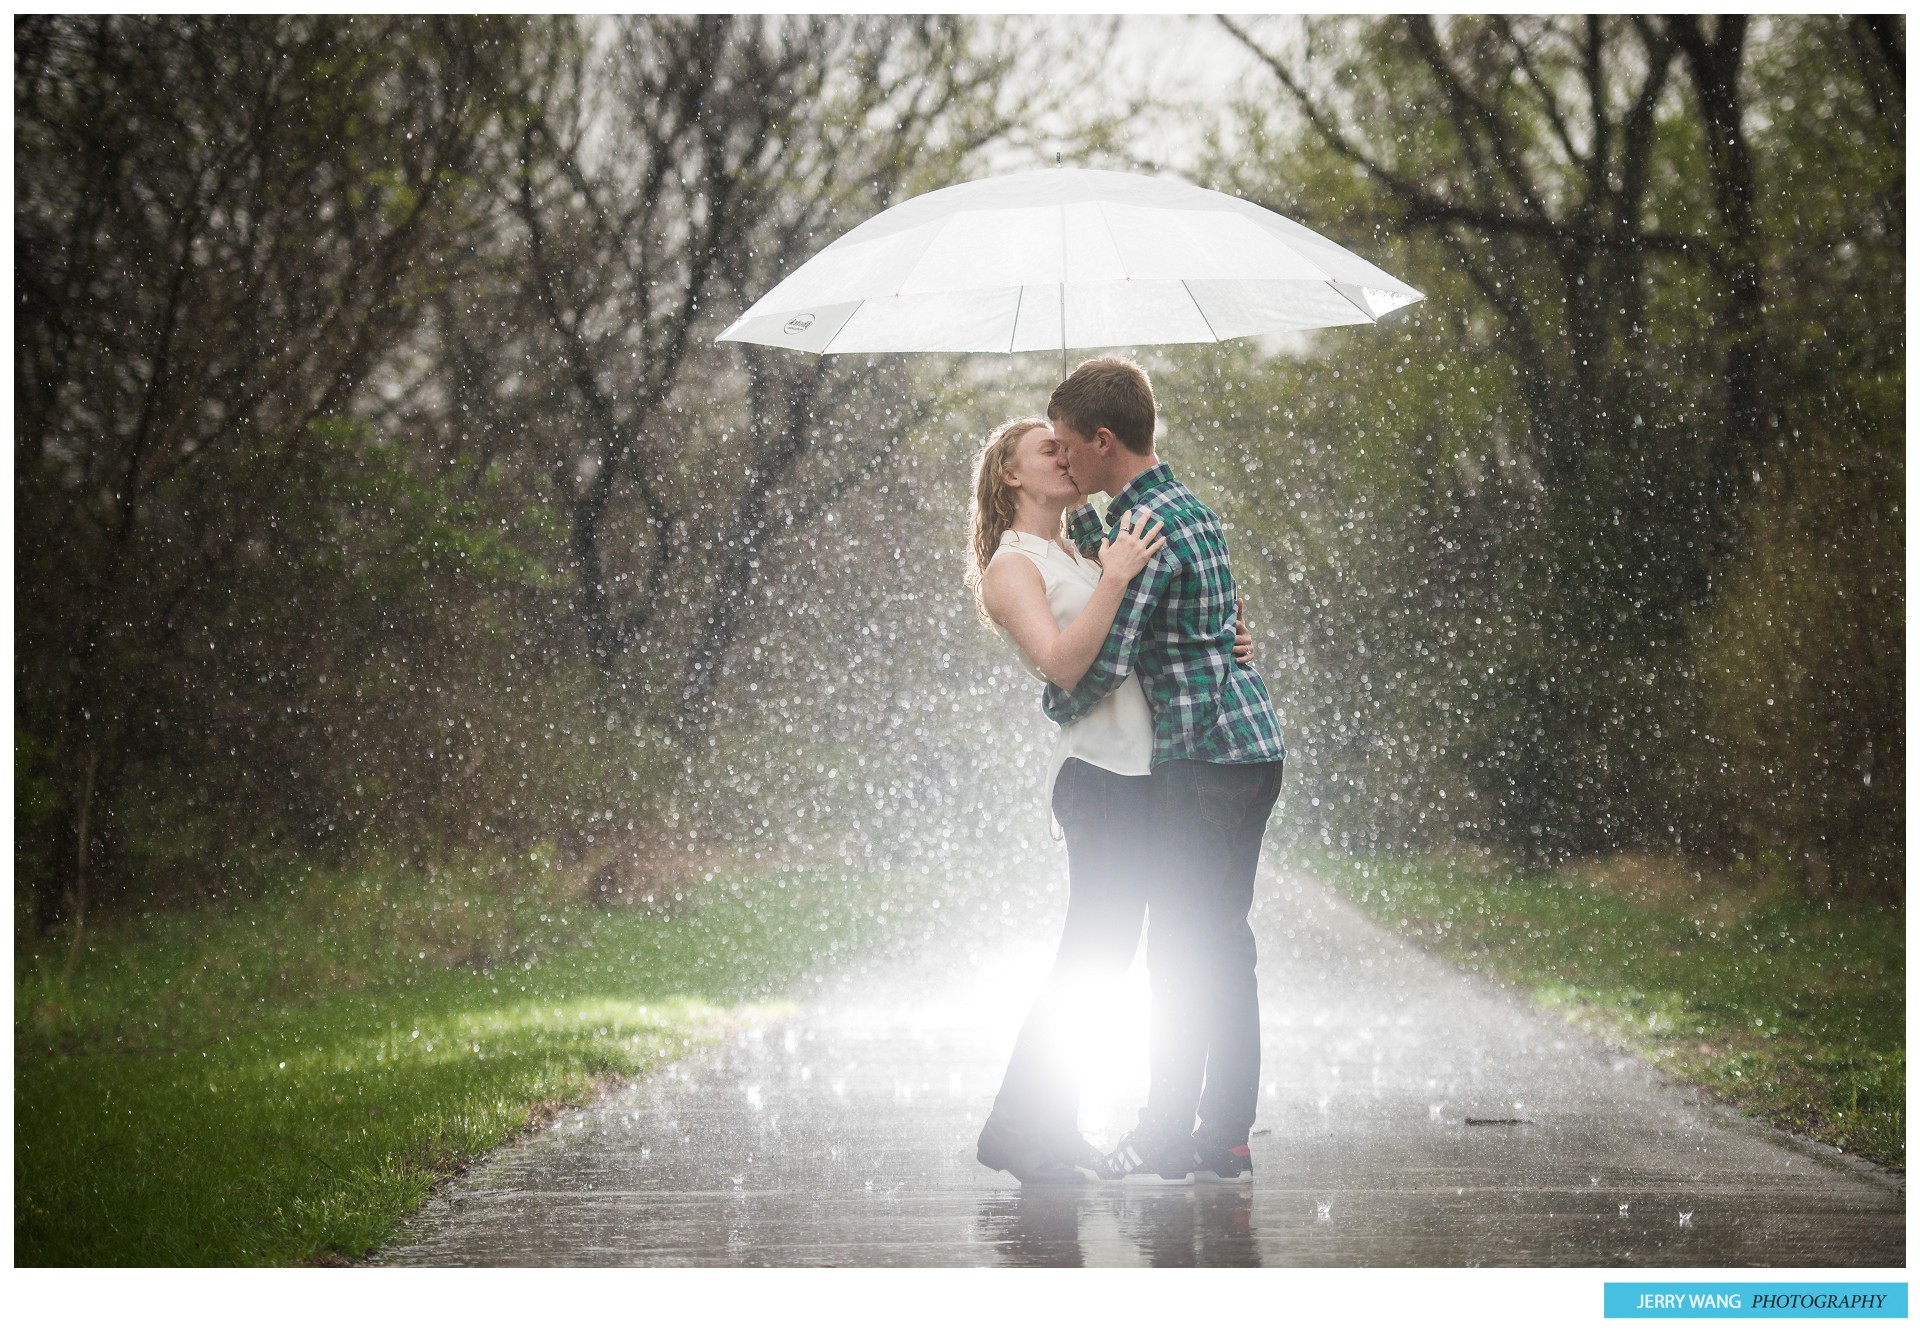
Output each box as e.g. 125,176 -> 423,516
963,415 -> 1251,1185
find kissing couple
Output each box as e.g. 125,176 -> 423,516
964,356 -> 1285,1186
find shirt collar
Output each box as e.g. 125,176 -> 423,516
1107,461 -> 1174,516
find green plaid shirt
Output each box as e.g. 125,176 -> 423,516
1043,462 -> 1285,768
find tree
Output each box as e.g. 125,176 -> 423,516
15,16 -> 523,924
455,16 -> 1056,736
1206,16 -> 1902,889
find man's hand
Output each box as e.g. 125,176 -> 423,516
1234,598 -> 1256,667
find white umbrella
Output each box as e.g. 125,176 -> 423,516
716,167 -> 1423,357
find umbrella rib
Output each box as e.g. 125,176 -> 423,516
1009,284 -> 1024,355
817,300 -> 868,356
1331,284 -> 1381,323
888,213 -> 961,300
1058,202 -> 1070,352
1089,200 -> 1136,355
1092,200 -> 1127,280
1180,281 -> 1224,345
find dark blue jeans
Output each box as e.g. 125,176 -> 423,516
985,759 -> 1153,1144
1143,757 -> 1284,1146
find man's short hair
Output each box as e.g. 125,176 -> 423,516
1047,357 -> 1157,455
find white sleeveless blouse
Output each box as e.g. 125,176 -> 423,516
995,529 -> 1153,806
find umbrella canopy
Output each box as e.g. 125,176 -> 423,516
716,167 -> 1423,356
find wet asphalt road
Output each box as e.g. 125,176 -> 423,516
379,871 -> 1902,1267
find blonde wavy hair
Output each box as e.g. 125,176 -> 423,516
964,415 -> 1052,628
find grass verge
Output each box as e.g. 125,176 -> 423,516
1313,852 -> 1904,1170
16,855 -> 919,1265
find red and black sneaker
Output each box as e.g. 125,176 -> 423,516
1192,1137 -> 1254,1184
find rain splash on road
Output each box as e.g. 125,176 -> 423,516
380,870 -> 1902,1266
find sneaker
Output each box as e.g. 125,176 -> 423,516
1045,1129 -> 1106,1176
977,1119 -> 1096,1186
1097,1123 -> 1196,1185
1192,1137 -> 1253,1184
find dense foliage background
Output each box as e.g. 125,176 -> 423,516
15,14 -> 1903,944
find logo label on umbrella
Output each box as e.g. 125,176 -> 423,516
783,314 -> 815,335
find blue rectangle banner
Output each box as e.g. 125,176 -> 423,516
1605,1284 -> 1907,1318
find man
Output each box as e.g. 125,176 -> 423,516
1045,357 -> 1285,1185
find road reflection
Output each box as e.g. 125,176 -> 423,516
974,1186 -> 1261,1268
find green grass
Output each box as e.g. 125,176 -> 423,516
1314,852 -> 1905,1170
16,855 -> 920,1265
